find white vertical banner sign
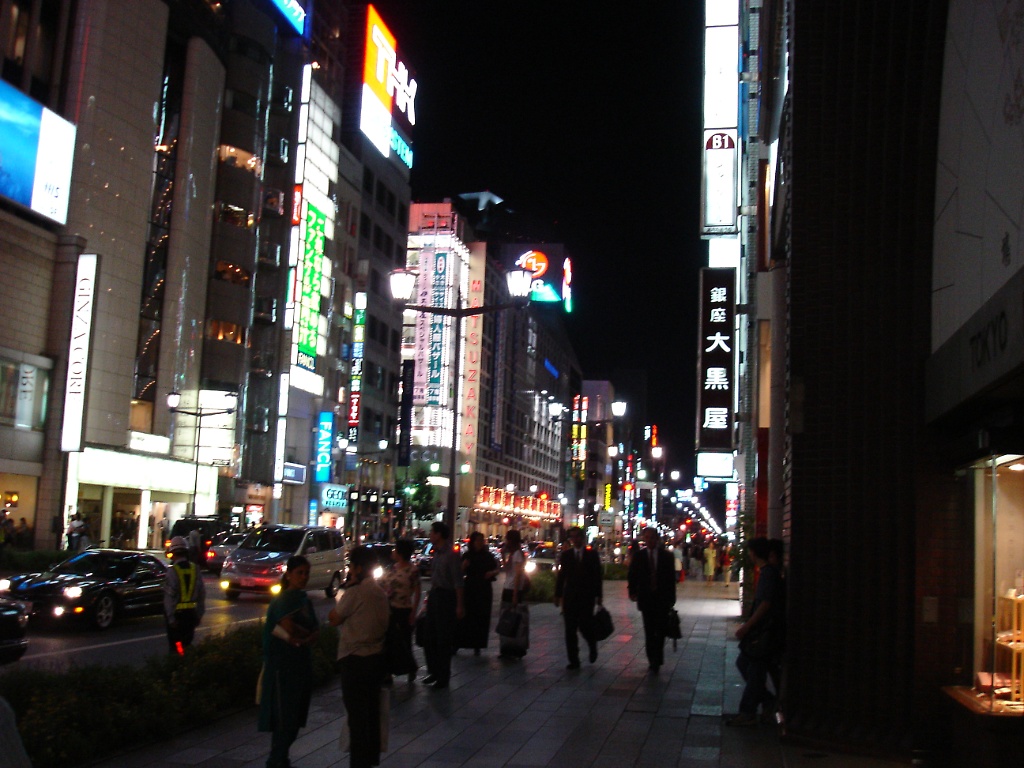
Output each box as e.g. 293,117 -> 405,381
61,253 -> 99,452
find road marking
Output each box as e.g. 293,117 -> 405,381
24,617 -> 263,660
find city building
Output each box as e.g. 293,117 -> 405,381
709,0 -> 1023,763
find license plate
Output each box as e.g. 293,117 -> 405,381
240,578 -> 255,588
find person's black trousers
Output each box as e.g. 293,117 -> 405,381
562,601 -> 595,665
640,608 -> 666,668
338,653 -> 385,768
424,587 -> 456,684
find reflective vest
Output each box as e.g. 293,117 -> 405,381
173,561 -> 199,611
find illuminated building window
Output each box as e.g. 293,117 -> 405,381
206,320 -> 247,345
218,202 -> 254,229
215,260 -> 251,285
218,144 -> 262,176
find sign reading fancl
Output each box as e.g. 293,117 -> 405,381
315,412 -> 334,483
61,254 -> 98,452
0,78 -> 76,225
360,4 -> 416,168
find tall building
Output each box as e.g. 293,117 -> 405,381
713,0 -> 1023,762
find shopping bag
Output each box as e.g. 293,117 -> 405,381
495,607 -> 522,637
590,606 -> 614,642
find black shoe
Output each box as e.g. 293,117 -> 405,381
588,644 -> 598,663
566,661 -> 581,670
422,674 -> 437,685
429,680 -> 449,689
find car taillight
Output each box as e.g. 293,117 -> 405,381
206,550 -> 215,560
164,539 -> 171,549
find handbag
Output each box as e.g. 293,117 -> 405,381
590,606 -> 614,642
664,608 -> 682,640
414,613 -> 429,648
495,607 -> 522,637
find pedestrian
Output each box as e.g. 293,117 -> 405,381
704,541 -> 718,582
554,526 -> 603,669
187,527 -> 202,563
673,542 -> 685,583
497,528 -> 529,659
455,531 -> 499,656
421,521 -> 463,688
258,555 -> 319,768
67,513 -> 84,551
328,545 -> 390,768
379,537 -> 421,681
721,543 -> 733,587
163,536 -> 206,655
727,537 -> 785,726
627,527 -> 677,672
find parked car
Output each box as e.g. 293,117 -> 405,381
416,542 -> 435,577
205,531 -> 246,574
0,597 -> 29,663
164,516 -> 230,562
0,549 -> 168,630
219,524 -> 346,600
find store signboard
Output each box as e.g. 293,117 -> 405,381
269,0 -> 306,35
61,253 -> 98,452
695,267 -> 736,452
0,78 -> 76,225
282,462 -> 307,484
501,244 -> 573,311
701,129 -> 738,234
296,202 -> 325,371
315,411 -> 333,483
701,1 -> 739,237
360,4 -> 416,168
321,484 -> 349,510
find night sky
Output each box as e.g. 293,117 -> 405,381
373,1 -> 708,479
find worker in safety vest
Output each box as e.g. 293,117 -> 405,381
164,535 -> 206,655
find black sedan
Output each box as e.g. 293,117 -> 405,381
0,549 -> 168,630
0,597 -> 29,663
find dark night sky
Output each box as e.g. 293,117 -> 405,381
372,1 -> 708,478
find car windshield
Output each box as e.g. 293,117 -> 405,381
52,552 -> 133,578
240,528 -> 304,553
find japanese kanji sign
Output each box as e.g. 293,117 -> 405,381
696,267 -> 736,451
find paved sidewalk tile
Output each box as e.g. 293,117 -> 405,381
87,581 -> 905,768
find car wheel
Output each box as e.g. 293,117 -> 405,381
224,589 -> 240,601
92,593 -> 116,630
325,572 -> 342,599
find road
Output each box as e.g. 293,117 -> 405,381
4,573 -> 343,672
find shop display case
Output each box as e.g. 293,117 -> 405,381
995,595 -> 1024,704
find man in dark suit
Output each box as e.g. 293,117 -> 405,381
627,527 -> 677,672
555,526 -> 603,670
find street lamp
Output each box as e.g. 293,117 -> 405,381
390,266 -> 532,537
167,390 -> 238,518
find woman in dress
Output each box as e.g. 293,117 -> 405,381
704,541 -> 718,583
456,531 -> 499,655
258,555 -> 320,768
378,538 -> 421,681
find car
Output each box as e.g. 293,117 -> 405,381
528,544 -> 560,573
0,597 -> 29,663
416,542 -> 435,577
219,524 -> 346,600
0,549 -> 168,630
364,543 -> 395,580
164,516 -> 230,562
205,531 -> 246,574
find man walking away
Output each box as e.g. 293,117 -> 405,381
554,526 -> 603,669
627,527 -> 677,672
164,536 -> 206,655
422,521 -> 464,689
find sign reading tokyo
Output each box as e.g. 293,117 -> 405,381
0,78 -> 76,225
360,5 -> 416,169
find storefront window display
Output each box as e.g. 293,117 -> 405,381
961,455 -> 1024,715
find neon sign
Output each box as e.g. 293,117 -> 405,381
315,412 -> 334,483
360,5 -> 416,168
270,0 -> 306,35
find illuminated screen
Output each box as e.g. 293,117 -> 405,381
270,0 -> 306,35
0,78 -> 76,224
297,202 -> 326,371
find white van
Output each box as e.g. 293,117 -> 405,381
219,524 -> 346,599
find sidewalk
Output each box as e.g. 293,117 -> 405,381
89,580 -> 907,768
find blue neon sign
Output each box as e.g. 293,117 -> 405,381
270,0 -> 306,35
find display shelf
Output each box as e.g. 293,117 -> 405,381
995,595 -> 1024,703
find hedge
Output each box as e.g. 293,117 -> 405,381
0,622 -> 339,768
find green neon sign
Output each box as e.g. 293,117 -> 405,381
297,203 -> 325,370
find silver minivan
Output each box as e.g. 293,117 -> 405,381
219,524 -> 346,599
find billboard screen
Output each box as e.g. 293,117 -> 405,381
501,244 -> 573,312
0,78 -> 76,225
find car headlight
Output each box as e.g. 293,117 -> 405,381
525,560 -> 537,574
0,579 -> 10,591
63,586 -> 84,599
373,566 -> 384,580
